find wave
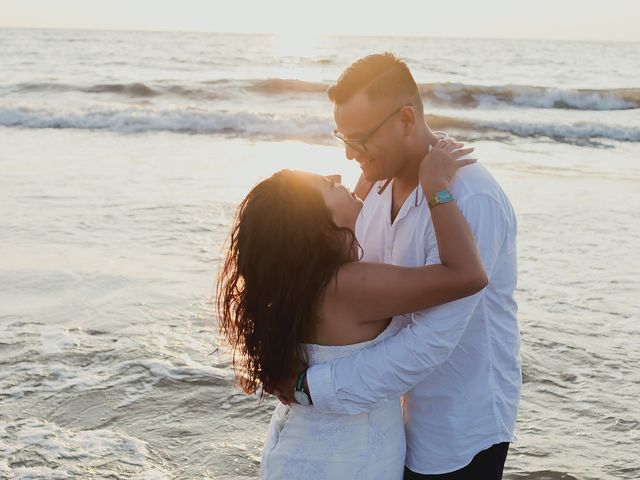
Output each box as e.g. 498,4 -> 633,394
249,78 -> 327,94
1,106 -> 638,143
8,80 -> 640,110
13,81 -> 223,100
425,113 -> 640,142
84,82 -> 158,97
421,83 -> 640,110
507,471 -> 579,480
9,78 -> 327,100
0,418 -> 171,479
0,106 -> 333,140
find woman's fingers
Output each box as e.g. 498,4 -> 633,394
444,144 -> 461,154
433,139 -> 465,154
455,158 -> 478,169
430,144 -> 474,159
427,140 -> 476,171
451,146 -> 475,159
434,138 -> 449,149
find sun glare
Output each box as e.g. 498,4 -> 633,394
271,32 -> 327,59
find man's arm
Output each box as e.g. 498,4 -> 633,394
306,194 -> 510,414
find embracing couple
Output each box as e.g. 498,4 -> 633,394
217,53 -> 521,479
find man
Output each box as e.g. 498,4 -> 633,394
279,52 -> 521,479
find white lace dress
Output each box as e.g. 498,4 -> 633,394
260,322 -> 406,479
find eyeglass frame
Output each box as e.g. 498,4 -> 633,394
331,103 -> 414,153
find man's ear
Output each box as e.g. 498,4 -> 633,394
325,174 -> 342,184
399,105 -> 417,136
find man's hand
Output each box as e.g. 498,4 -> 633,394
266,361 -> 307,405
270,370 -> 297,405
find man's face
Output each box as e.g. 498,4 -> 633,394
333,90 -> 411,182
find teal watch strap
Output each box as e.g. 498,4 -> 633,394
295,369 -> 306,392
294,369 -> 311,405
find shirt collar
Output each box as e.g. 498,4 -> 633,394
375,179 -> 426,225
377,179 -> 426,208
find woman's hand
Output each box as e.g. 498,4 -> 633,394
419,138 -> 476,198
353,173 -> 375,201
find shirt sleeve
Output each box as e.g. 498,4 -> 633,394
306,194 -> 509,414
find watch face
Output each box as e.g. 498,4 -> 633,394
436,191 -> 453,202
294,390 -> 311,406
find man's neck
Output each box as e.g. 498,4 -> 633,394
392,129 -> 440,199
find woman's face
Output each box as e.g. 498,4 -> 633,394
302,173 -> 363,231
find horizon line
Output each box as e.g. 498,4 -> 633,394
1,25 -> 638,44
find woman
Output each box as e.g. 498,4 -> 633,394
217,139 -> 486,479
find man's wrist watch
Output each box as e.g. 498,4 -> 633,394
428,190 -> 455,210
294,369 -> 312,406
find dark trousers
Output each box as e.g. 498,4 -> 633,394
404,442 -> 510,480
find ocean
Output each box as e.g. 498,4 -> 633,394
0,28 -> 638,479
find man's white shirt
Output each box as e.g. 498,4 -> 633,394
306,160 -> 521,474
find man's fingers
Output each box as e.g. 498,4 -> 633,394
273,389 -> 291,405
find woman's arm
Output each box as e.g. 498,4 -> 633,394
327,139 -> 488,324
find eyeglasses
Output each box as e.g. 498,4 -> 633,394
331,103 -> 413,154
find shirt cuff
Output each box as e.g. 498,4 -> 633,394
306,362 -> 341,413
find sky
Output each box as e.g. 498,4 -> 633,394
1,0 -> 639,42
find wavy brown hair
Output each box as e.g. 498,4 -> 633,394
217,170 -> 359,397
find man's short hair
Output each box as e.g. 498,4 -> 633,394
327,52 -> 423,114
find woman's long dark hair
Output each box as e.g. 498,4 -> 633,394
217,170 -> 359,397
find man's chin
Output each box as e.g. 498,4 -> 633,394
360,167 -> 382,183
363,173 -> 387,184
359,159 -> 389,182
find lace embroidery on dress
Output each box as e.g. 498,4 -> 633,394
260,320 -> 405,479
281,445 -> 328,478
